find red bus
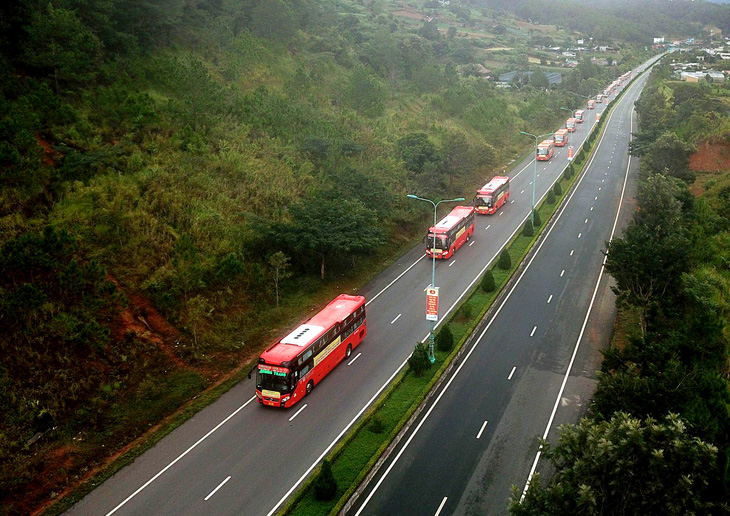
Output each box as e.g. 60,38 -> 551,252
537,139 -> 555,161
554,129 -> 569,147
255,294 -> 366,408
475,176 -> 510,215
425,205 -> 475,259
565,118 -> 576,133
574,109 -> 585,123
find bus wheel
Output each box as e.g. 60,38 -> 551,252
306,381 -> 314,396
346,344 -> 352,358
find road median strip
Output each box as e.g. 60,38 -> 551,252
280,61 -> 653,516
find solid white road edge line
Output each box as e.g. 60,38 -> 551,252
268,354 -> 412,516
204,476 -> 231,501
366,254 -> 426,306
105,395 -> 257,516
520,73 -> 638,503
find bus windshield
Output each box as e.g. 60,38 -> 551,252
538,147 -> 549,155
476,195 -> 492,207
427,234 -> 448,249
256,367 -> 290,393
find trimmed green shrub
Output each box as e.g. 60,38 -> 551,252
523,220 -> 534,236
481,270 -> 495,292
369,415 -> 385,434
409,342 -> 431,376
314,460 -> 337,501
564,164 -> 574,180
532,210 -> 542,227
436,325 -> 454,352
498,249 -> 511,270
546,190 -> 556,204
553,182 -> 562,196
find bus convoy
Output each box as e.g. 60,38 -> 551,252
475,176 -> 510,215
425,205 -> 476,260
255,72 -> 632,408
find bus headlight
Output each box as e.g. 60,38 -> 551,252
281,396 -> 290,404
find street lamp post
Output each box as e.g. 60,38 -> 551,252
407,194 -> 465,363
560,106 -> 576,120
519,131 -> 554,225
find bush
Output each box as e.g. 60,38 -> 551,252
553,182 -> 562,196
546,190 -> 556,204
436,325 -> 454,352
409,342 -> 431,376
498,249 -> 511,270
532,210 -> 542,227
314,459 -> 337,501
564,164 -> 574,180
369,415 -> 385,434
481,270 -> 495,292
522,220 -> 534,236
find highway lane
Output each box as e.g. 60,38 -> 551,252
347,59 -> 656,516
68,65 -> 627,516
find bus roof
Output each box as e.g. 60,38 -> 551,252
478,175 -> 509,194
538,139 -> 553,147
429,205 -> 475,234
575,109 -> 584,114
555,128 -> 568,135
259,294 -> 365,365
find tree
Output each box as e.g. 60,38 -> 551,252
530,70 -> 550,89
436,325 -> 454,352
522,220 -> 534,237
511,413 -> 719,515
409,342 -> 430,376
446,26 -> 456,39
397,133 -> 439,173
498,249 -> 511,270
283,196 -> 385,280
23,4 -> 103,91
546,190 -> 556,204
642,132 -> 696,182
268,252 -> 292,307
314,459 -> 337,501
441,131 -> 472,186
532,210 -> 542,227
604,175 -> 691,335
344,67 -> 385,117
480,270 -> 495,292
553,182 -> 562,196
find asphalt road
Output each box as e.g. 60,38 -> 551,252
67,58 -> 656,516
346,60 -> 656,516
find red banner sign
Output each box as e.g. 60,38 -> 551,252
426,287 -> 439,322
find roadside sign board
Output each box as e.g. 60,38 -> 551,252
426,287 -> 439,322
567,146 -> 574,161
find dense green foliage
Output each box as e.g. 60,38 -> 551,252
480,270 -> 495,293
512,413 -> 720,515
514,56 -> 730,511
0,0 -> 656,511
498,248 -> 512,269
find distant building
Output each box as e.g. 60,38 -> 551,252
680,71 -> 725,83
654,37 -> 665,44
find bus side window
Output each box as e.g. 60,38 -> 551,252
302,348 -> 312,362
300,363 -> 311,377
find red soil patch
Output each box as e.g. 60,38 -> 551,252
689,139 -> 730,196
34,132 -> 63,165
108,277 -> 187,369
690,139 -> 730,173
